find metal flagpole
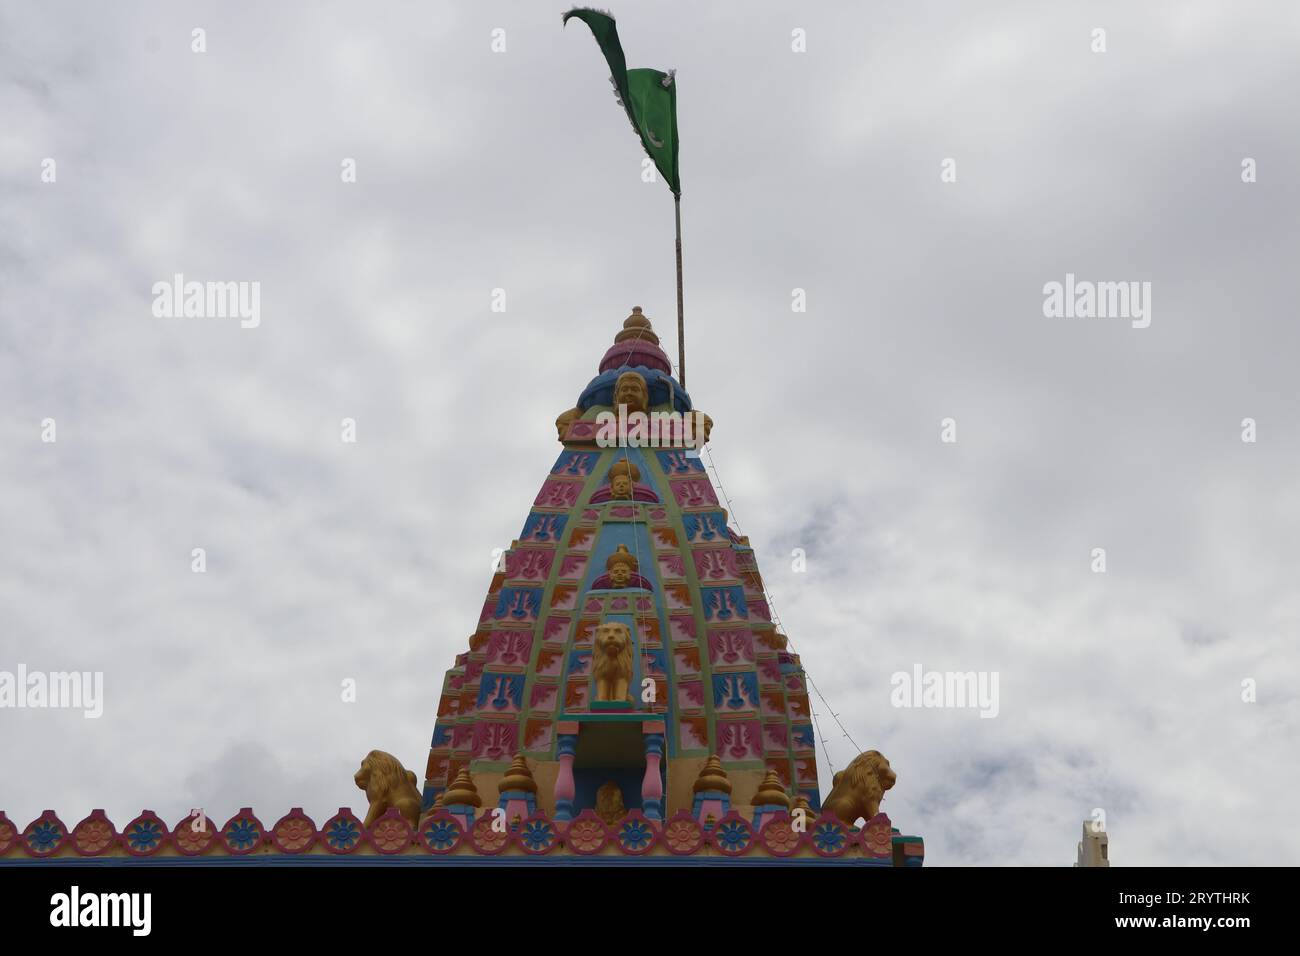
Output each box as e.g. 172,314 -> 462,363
674,192 -> 685,388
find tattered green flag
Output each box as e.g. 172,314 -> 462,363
563,8 -> 680,195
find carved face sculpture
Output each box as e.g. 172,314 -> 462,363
614,371 -> 649,415
595,622 -> 630,659
603,543 -> 638,589
608,561 -> 632,588
555,407 -> 579,441
606,460 -> 640,500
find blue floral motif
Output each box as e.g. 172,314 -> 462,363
29,821 -> 62,853
423,819 -> 460,851
813,822 -> 846,854
126,819 -> 162,852
223,818 -> 260,851
326,817 -> 360,851
619,819 -> 653,851
520,820 -> 554,852
714,820 -> 751,853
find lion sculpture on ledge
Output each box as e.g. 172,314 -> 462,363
592,620 -> 633,703
821,750 -> 896,826
354,750 -> 423,828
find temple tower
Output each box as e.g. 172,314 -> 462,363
422,308 -> 819,820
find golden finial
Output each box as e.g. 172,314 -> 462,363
442,768 -> 482,807
792,794 -> 813,817
605,543 -> 639,572
751,769 -> 791,809
498,753 -> 537,795
614,306 -> 660,345
693,754 -> 732,795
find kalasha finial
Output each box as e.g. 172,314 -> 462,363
693,754 -> 732,795
497,753 -> 537,795
615,306 -> 660,345
442,768 -> 482,808
751,769 -> 792,809
599,306 -> 672,374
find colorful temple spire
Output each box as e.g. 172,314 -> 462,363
422,307 -> 821,821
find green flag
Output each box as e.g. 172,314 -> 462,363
563,8 -> 680,195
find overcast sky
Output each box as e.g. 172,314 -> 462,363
2,0 -> 1298,866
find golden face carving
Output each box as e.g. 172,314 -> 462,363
609,473 -> 633,499
603,544 -> 638,589
614,371 -> 649,415
555,407 -> 580,441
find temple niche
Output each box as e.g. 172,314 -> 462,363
590,544 -> 653,591
590,459 -> 659,503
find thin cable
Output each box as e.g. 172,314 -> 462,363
701,442 -> 866,778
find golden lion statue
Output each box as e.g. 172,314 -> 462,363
354,750 -> 423,828
822,750 -> 895,826
592,621 -> 633,702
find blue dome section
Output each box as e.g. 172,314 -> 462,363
577,366 -> 694,414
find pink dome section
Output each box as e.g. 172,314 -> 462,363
599,340 -> 672,375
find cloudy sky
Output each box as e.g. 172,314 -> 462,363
2,0 -> 1298,866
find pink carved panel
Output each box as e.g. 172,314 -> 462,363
760,689 -> 786,717
543,615 -> 571,644
679,716 -> 708,750
692,547 -> 740,582
550,585 -> 577,611
471,721 -> 519,761
534,479 -> 582,509
486,631 -> 534,667
535,648 -> 563,677
671,478 -> 720,509
763,723 -> 790,752
707,629 -> 755,667
505,548 -> 555,582
665,584 -> 692,610
677,681 -> 706,710
668,614 -> 696,644
716,720 -> 762,761
658,553 -> 686,578
558,553 -> 589,579
636,616 -> 660,643
529,683 -> 559,711
523,719 -> 553,751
